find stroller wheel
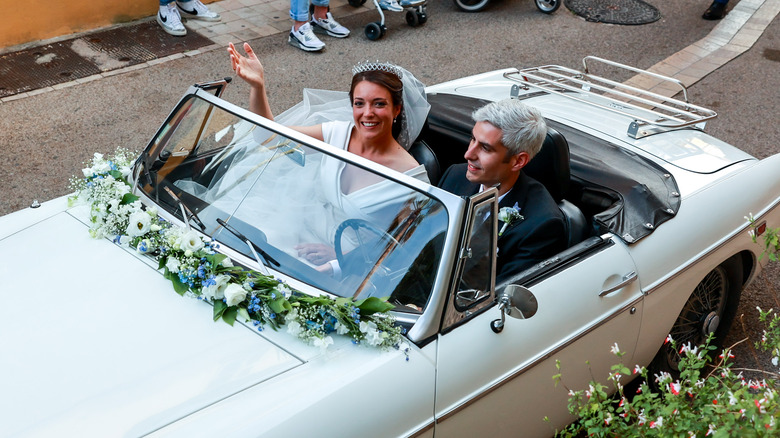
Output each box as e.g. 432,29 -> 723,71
453,0 -> 489,12
535,0 -> 560,13
365,22 -> 384,40
405,10 -> 420,26
348,0 -> 366,6
417,9 -> 428,23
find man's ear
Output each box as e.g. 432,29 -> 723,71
510,152 -> 531,172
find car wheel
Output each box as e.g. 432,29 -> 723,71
649,255 -> 743,378
453,0 -> 490,13
535,0 -> 560,13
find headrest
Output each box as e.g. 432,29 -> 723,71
523,127 -> 570,202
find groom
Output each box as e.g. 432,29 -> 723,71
438,98 -> 567,283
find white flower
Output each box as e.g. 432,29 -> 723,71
313,336 -> 334,350
166,257 -> 181,273
202,274 -> 230,300
287,320 -> 303,337
179,230 -> 204,252
610,342 -> 620,355
772,356 -> 779,367
221,257 -> 233,268
498,203 -> 523,236
335,321 -> 349,335
136,238 -> 153,254
127,211 -> 152,237
224,283 -> 248,306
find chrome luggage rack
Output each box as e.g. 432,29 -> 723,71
504,56 -> 717,139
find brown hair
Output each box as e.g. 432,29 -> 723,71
349,70 -> 404,138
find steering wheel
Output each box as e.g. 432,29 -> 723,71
334,219 -> 401,274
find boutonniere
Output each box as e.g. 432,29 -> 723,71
498,202 -> 523,236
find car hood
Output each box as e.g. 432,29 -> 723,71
0,204 -> 304,437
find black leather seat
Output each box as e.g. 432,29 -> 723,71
524,127 -> 588,247
409,140 -> 442,186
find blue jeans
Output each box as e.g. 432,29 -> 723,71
290,0 -> 329,22
160,0 -> 193,5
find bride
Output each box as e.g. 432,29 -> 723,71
227,42 -> 431,274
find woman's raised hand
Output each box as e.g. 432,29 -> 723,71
228,42 -> 265,90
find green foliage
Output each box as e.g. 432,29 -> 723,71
554,218 -> 780,436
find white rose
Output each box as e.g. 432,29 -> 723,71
165,257 -> 181,273
287,320 -> 303,337
127,212 -> 152,237
224,283 -> 248,307
82,167 -> 94,177
202,274 -> 230,301
221,257 -> 233,268
179,230 -> 204,252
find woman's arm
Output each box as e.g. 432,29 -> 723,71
228,42 -> 273,120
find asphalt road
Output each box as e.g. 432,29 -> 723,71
1,0 -> 778,376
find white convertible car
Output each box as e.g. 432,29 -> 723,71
2,57 -> 780,437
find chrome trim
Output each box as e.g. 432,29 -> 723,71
408,421 -> 435,437
436,295 -> 643,424
642,199 -> 780,297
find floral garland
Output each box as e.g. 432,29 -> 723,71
69,149 -> 408,354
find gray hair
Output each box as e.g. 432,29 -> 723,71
472,99 -> 547,159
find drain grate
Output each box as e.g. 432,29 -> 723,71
0,20 -> 213,98
565,0 -> 661,25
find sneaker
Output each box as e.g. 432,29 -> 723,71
157,3 -> 187,36
288,23 -> 325,52
311,12 -> 350,38
400,0 -> 424,6
702,1 -> 727,20
378,0 -> 403,11
177,0 -> 221,22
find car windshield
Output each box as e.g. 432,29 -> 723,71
134,94 -> 448,311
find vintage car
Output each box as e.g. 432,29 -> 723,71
2,57 -> 780,437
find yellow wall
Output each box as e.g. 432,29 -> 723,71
3,0 -> 216,49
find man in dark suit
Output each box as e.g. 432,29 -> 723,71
438,98 -> 567,283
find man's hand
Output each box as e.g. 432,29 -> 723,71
295,243 -> 337,266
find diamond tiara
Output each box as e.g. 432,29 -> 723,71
351,60 -> 403,79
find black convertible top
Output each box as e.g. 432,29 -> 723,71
420,93 -> 680,244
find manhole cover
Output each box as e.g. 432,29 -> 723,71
565,0 -> 661,25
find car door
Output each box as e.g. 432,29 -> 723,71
433,193 -> 644,437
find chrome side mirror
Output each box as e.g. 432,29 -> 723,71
490,285 -> 538,333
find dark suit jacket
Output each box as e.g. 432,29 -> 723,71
438,163 -> 567,283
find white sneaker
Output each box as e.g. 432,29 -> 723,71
400,0 -> 424,6
378,0 -> 403,12
311,12 -> 350,38
288,23 -> 325,52
157,3 -> 187,36
176,0 -> 221,22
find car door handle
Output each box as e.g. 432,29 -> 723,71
599,271 -> 637,297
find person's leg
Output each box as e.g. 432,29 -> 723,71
310,0 -> 350,38
176,0 -> 221,22
289,0 -> 325,51
703,0 -> 729,20
158,1 -> 187,36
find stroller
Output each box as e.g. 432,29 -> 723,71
348,0 -> 428,40
454,0 -> 559,13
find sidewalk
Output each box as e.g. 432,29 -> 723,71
0,0 -> 371,102
0,0 -> 777,103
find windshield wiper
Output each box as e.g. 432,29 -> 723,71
216,218 -> 280,273
163,186 -> 206,231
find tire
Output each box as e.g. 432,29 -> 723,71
406,10 -> 420,26
364,22 -> 383,40
535,0 -> 560,13
649,255 -> 743,379
417,10 -> 428,24
453,0 -> 490,13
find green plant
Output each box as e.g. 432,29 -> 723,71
553,219 -> 780,437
